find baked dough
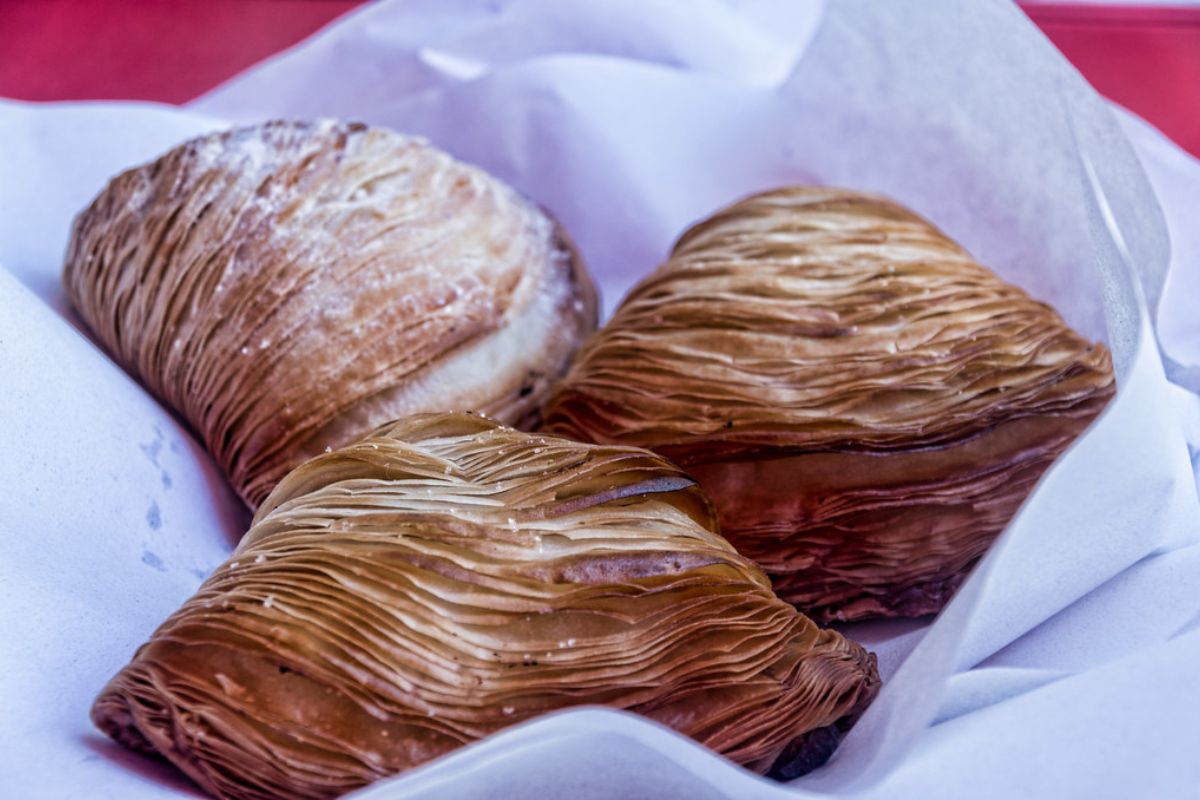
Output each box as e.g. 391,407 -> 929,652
63,120 -> 596,508
543,187 -> 1115,622
92,414 -> 879,799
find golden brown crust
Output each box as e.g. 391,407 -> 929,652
542,186 -> 1115,622
62,120 -> 597,509
92,414 -> 879,799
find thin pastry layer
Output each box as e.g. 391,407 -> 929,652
543,187 -> 1114,622
93,413 -> 879,799
63,120 -> 597,508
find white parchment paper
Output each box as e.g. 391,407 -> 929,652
2,1 -> 1198,798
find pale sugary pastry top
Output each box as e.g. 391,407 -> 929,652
63,120 -> 597,508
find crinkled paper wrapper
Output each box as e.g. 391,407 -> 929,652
1,1 -> 1198,798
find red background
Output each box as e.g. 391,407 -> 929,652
1,1 -> 1198,157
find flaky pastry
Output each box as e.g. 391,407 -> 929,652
543,187 -> 1115,622
92,414 -> 879,799
63,120 -> 596,508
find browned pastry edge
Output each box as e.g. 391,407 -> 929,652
768,716 -> 855,781
541,186 -> 1116,622
92,414 -> 879,799
684,395 -> 1109,623
63,120 -> 598,509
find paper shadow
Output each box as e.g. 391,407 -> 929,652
79,732 -> 206,798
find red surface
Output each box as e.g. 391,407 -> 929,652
0,1 -> 1197,156
0,0 -> 362,104
1024,3 -> 1200,156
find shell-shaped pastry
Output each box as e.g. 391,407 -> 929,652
63,120 -> 597,509
91,413 -> 879,799
542,187 -> 1115,623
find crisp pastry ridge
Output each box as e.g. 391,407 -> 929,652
542,186 -> 1115,622
63,119 -> 597,509
92,413 -> 879,799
